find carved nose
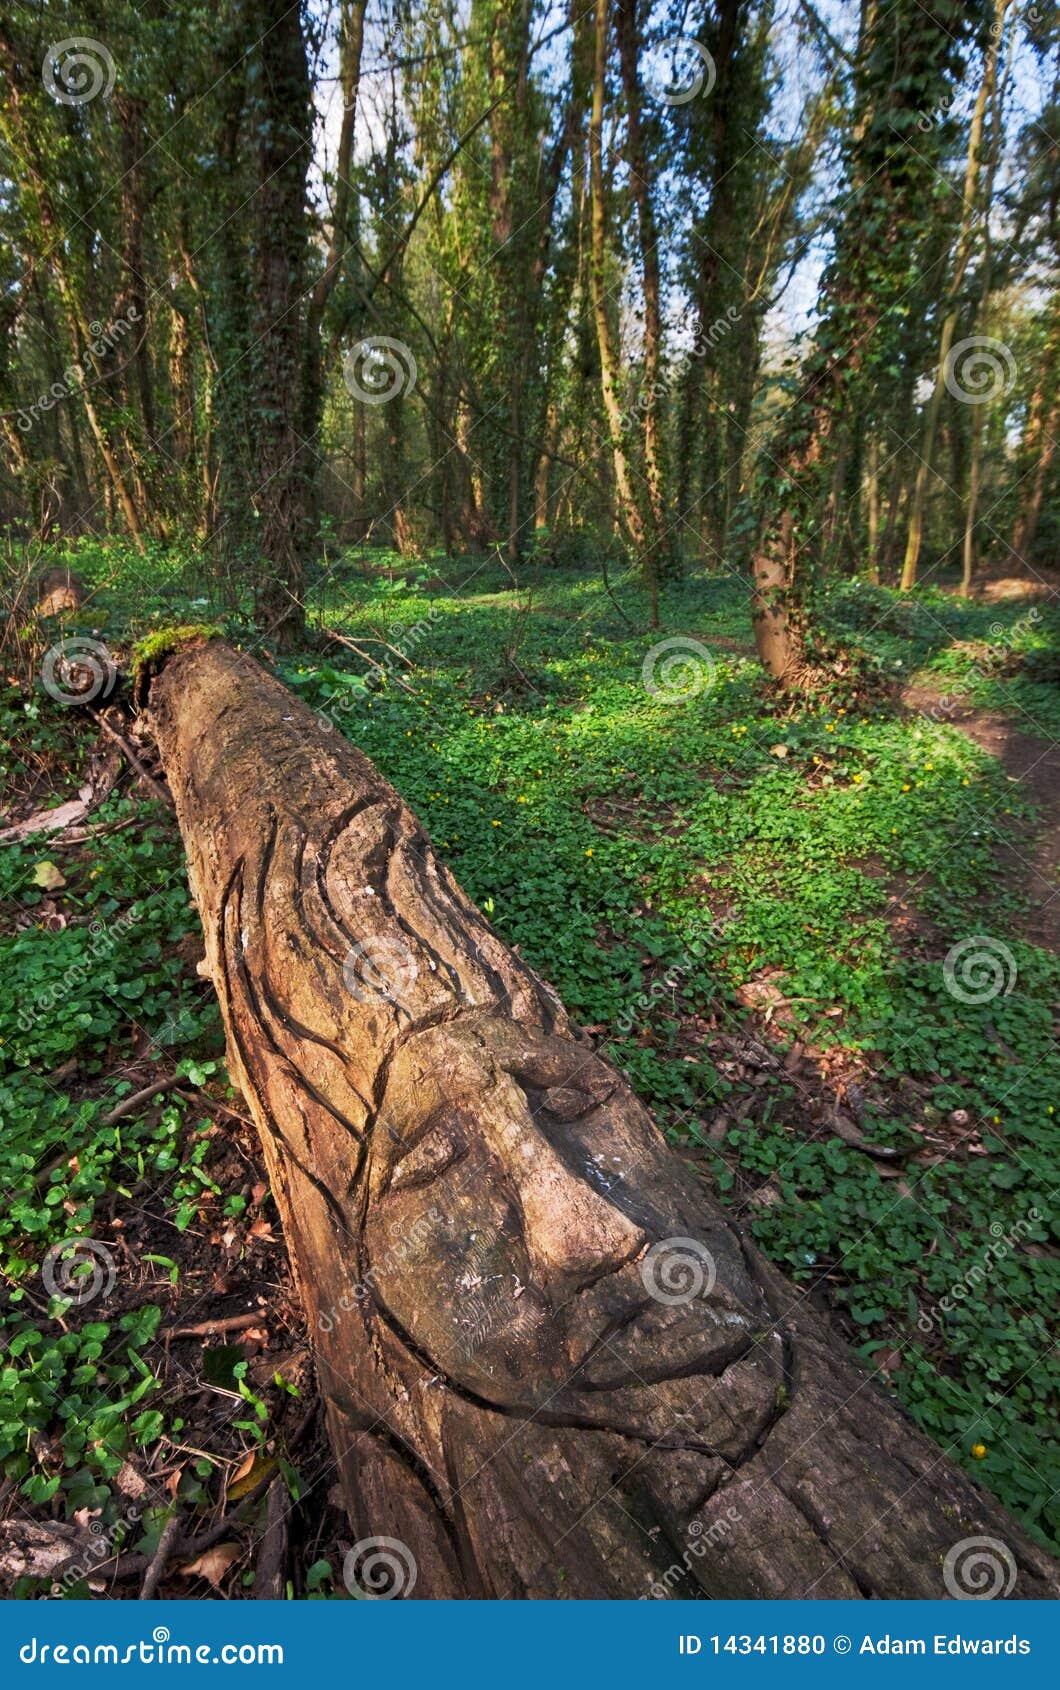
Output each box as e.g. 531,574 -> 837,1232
505,1131 -> 646,1296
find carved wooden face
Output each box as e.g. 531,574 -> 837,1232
362,1014 -> 783,1454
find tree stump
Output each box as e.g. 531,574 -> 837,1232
148,640 -> 1059,1601
34,566 -> 85,617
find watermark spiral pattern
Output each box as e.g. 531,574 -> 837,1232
342,937 -> 419,1005
943,336 -> 1017,405
942,1536 -> 1017,1600
642,636 -> 716,702
42,38 -> 115,105
643,37 -> 716,105
343,337 -> 418,404
41,637 -> 117,706
343,1536 -> 418,1599
42,1238 -> 116,1307
942,936 -> 1017,1004
640,1237 -> 717,1305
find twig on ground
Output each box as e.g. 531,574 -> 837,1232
88,707 -> 173,807
36,1081 -> 178,1182
46,815 -> 146,845
320,625 -> 418,694
163,1311 -> 264,1341
175,1086 -> 255,1128
252,1478 -> 289,1599
101,1077 -> 180,1128
139,1511 -> 182,1599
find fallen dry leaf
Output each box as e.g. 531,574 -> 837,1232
230,1450 -> 257,1487
871,1347 -> 903,1377
227,1455 -> 277,1503
32,860 -> 66,890
179,1543 -> 241,1587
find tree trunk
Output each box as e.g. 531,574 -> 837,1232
0,26 -> 146,550
250,0 -> 314,645
1011,293 -> 1060,564
961,17 -> 1011,594
616,0 -> 666,604
587,0 -> 646,560
115,93 -> 156,447
898,6 -> 1007,591
303,0 -> 366,538
1012,397 -> 1059,565
147,638 -> 1060,1602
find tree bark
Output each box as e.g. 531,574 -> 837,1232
616,0 -> 665,598
899,0 -> 1010,592
587,0 -> 646,562
1011,293 -> 1060,565
148,638 -> 1060,1602
250,0 -> 314,645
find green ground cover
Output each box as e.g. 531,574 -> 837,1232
2,544 -> 1057,1565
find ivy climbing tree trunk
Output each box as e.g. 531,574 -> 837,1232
1011,291 -> 1060,565
587,0 -> 647,569
616,0 -> 665,598
749,0 -> 972,684
899,0 -> 1011,592
147,638 -> 1060,1602
249,0 -> 314,646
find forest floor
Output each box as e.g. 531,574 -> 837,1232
1,543 -> 1058,1597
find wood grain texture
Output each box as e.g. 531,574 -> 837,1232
149,640 -> 1060,1601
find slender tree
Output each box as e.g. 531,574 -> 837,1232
749,0 -> 981,683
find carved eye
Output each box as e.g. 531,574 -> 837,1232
542,1083 -> 609,1119
388,1119 -> 464,1193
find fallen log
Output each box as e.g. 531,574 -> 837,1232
148,639 -> 1059,1601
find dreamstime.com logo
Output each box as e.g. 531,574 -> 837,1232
920,609 -> 1039,724
343,1536 -> 418,1599
642,636 -> 716,702
52,1505 -> 143,1596
316,608 -> 441,726
18,907 -> 142,1034
343,336 -> 417,404
17,308 -> 140,432
317,1206 -> 443,1331
917,1209 -> 1041,1334
643,1508 -> 742,1598
640,1237 -> 717,1305
625,306 -> 740,429
42,38 -> 115,105
943,1536 -> 1017,1600
19,1630 -> 283,1666
612,935 -> 713,1040
942,936 -> 1017,1004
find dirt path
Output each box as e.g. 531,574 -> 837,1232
903,686 -> 1060,953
